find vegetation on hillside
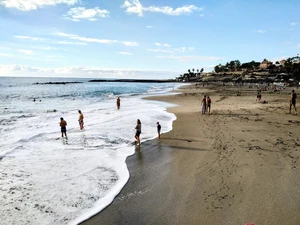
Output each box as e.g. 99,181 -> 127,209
176,54 -> 300,82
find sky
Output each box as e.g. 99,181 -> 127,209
0,0 -> 300,79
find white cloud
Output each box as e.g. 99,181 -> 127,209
14,35 -> 45,41
118,52 -> 133,55
298,44 -> 300,48
0,64 -> 177,79
17,49 -> 33,55
64,7 -> 110,21
148,45 -> 194,53
122,0 -> 143,16
122,0 -> 202,16
0,0 -> 78,11
155,42 -> 171,47
146,25 -> 154,28
146,5 -> 202,16
53,32 -> 139,46
123,41 -> 139,46
147,49 -> 173,53
253,29 -> 266,33
0,53 -> 13,57
52,40 -> 87,45
157,55 -> 221,62
39,46 -> 58,50
290,22 -> 299,26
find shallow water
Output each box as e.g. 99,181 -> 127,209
0,77 -> 179,225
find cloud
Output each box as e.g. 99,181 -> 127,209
14,35 -> 45,41
157,55 -> 221,62
53,40 -> 87,45
53,32 -> 139,46
147,49 -> 174,53
148,45 -> 195,54
122,0 -> 203,16
146,5 -> 203,16
123,41 -> 139,46
290,22 -> 299,27
117,52 -> 133,55
64,7 -> 110,21
17,49 -> 33,55
0,0 -> 78,11
0,64 -> 178,79
0,53 -> 14,57
155,42 -> 171,47
122,0 -> 143,16
146,25 -> 154,28
39,46 -> 58,50
253,29 -> 266,33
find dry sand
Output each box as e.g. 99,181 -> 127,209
81,84 -> 300,225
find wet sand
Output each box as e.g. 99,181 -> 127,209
80,84 -> 300,225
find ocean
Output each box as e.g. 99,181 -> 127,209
0,77 -> 180,225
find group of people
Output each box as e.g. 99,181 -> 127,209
201,95 -> 211,114
133,120 -> 161,145
256,89 -> 297,114
59,98 -> 162,146
59,110 -> 84,138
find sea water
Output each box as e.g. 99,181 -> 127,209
0,77 -> 179,225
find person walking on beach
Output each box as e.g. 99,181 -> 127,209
157,122 -> 161,139
78,110 -> 84,130
116,97 -> 121,110
134,119 -> 142,145
60,117 -> 67,138
201,95 -> 207,114
256,90 -> 262,101
206,96 -> 211,114
289,89 -> 297,114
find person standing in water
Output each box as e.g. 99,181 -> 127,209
116,97 -> 121,110
60,117 -> 67,138
157,122 -> 161,139
134,119 -> 141,145
78,110 -> 84,130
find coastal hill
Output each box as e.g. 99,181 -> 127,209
176,56 -> 300,84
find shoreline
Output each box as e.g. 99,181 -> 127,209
80,84 -> 300,225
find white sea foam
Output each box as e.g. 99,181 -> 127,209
0,80 -> 179,225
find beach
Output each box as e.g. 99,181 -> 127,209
80,83 -> 300,225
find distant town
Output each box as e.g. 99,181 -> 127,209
176,54 -> 300,84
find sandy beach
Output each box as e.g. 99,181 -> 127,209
80,84 -> 300,225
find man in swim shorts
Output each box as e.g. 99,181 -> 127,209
60,117 -> 67,137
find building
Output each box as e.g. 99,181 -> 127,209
260,59 -> 273,69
